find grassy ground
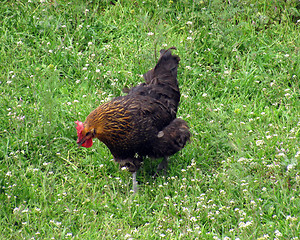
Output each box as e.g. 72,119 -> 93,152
0,0 -> 299,239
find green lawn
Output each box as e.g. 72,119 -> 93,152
0,0 -> 299,239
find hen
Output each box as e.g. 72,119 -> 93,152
75,47 -> 190,192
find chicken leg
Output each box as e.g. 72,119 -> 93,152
132,172 -> 138,193
153,157 -> 168,178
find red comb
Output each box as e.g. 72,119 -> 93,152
75,120 -> 84,136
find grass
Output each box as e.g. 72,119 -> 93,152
0,0 -> 299,239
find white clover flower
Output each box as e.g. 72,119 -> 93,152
237,157 -> 247,163
182,207 -> 189,211
34,207 -> 41,213
277,152 -> 285,157
287,164 -> 295,171
238,220 -> 253,228
274,230 -> 282,237
256,140 -> 264,146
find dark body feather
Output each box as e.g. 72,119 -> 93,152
82,48 -> 190,172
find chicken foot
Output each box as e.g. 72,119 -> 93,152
153,157 -> 168,178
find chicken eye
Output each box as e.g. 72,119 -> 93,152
85,132 -> 92,137
86,129 -> 96,137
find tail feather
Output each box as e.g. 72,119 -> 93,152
150,118 -> 190,158
143,47 -> 180,85
125,47 -> 181,118
142,47 -> 181,115
157,47 -> 180,79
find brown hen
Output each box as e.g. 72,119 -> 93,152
75,47 -> 190,192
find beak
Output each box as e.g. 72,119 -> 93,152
77,140 -> 85,147
77,133 -> 92,147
